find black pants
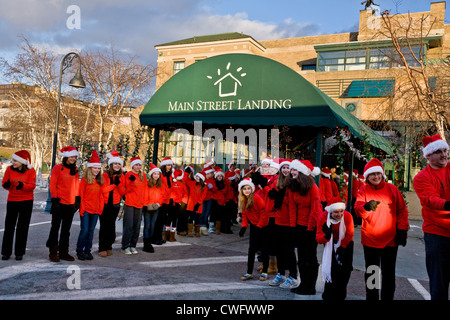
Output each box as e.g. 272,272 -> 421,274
275,224 -> 297,278
98,204 -> 120,252
46,202 -> 76,249
295,225 -> 318,266
322,241 -> 354,300
176,202 -> 188,233
424,232 -> 450,300
165,203 -> 179,229
247,223 -> 269,274
187,210 -> 200,224
1,200 -> 33,257
154,203 -> 170,241
363,245 -> 398,300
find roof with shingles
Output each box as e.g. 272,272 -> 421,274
155,32 -> 261,47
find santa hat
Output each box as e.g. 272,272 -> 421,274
203,165 -> 215,175
205,158 -> 215,167
195,170 -> 206,181
130,156 -> 143,168
325,196 -> 346,213
11,150 -> 32,169
270,157 -> 280,169
214,167 -> 225,178
238,177 -> 255,192
172,169 -> 183,181
290,159 -> 320,177
279,159 -> 292,168
160,157 -> 173,166
363,158 -> 386,179
148,163 -> 161,176
226,160 -> 235,170
59,146 -> 79,158
87,149 -> 101,168
244,168 -> 251,176
358,174 -> 365,182
422,134 -> 449,157
321,168 -> 332,178
106,150 -> 123,167
261,157 -> 271,165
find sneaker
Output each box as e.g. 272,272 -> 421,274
85,252 -> 93,260
279,276 -> 300,289
130,247 -> 138,254
77,252 -> 86,260
269,273 -> 286,286
240,273 -> 253,281
121,248 -> 132,255
259,273 -> 268,281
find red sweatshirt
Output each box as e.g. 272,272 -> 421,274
49,163 -> 80,205
413,164 -> 450,237
211,180 -> 231,206
241,193 -> 268,228
316,210 -> 354,248
289,183 -> 322,231
355,181 -> 409,248
147,182 -> 169,206
185,179 -> 208,213
320,177 -> 333,203
170,180 -> 188,204
2,166 -> 36,201
124,171 -> 148,208
102,172 -> 126,205
79,177 -> 104,216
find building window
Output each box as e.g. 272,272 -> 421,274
318,50 -> 366,71
173,61 -> 185,75
369,46 -> 422,69
301,64 -> 316,71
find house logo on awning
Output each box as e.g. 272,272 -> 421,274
207,62 -> 246,97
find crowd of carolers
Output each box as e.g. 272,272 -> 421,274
1,133 -> 450,300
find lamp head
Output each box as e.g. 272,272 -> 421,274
69,68 -> 86,88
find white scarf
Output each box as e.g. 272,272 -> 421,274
322,212 -> 346,283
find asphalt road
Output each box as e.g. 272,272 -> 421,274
0,181 -> 441,308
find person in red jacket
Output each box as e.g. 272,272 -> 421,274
178,165 -> 194,235
144,163 -> 167,252
319,168 -> 333,209
413,134 -> 450,300
317,196 -> 354,300
288,159 -> 321,295
46,146 -> 80,262
355,158 -> 409,300
164,168 -> 187,242
200,165 -> 215,235
98,150 -> 125,257
1,150 -> 36,261
185,170 -> 208,237
76,150 -> 104,260
210,167 -> 230,235
154,157 -> 173,245
238,178 -> 269,281
122,156 -> 147,255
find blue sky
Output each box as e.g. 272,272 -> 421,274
0,0 -> 445,72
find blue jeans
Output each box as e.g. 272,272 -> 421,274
424,232 -> 450,300
143,208 -> 158,240
76,212 -> 99,253
200,199 -> 213,227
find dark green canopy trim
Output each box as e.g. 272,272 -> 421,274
140,53 -> 393,155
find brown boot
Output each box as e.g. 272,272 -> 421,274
268,256 -> 278,275
169,231 -> 177,242
163,229 -> 171,241
59,248 -> 75,261
215,221 -> 221,235
187,223 -> 194,237
49,246 -> 60,262
194,224 -> 201,237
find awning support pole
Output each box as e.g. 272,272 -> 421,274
152,128 -> 160,164
346,152 -> 355,212
315,131 -> 323,187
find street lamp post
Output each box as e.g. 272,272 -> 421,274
44,52 -> 86,213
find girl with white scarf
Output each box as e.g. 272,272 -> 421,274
316,196 -> 354,300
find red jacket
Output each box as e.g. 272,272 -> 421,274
170,180 -> 188,204
211,180 -> 231,206
160,172 -> 172,204
185,179 -> 208,213
413,164 -> 450,237
124,171 -> 148,208
320,177 -> 333,203
102,172 -> 126,205
289,183 -> 322,231
2,166 -> 36,201
241,193 -> 268,228
147,182 -> 169,206
49,163 -> 79,205
355,181 -> 409,248
79,177 -> 104,216
204,177 -> 215,201
316,210 -> 354,248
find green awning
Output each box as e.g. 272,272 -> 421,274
140,53 -> 393,155
344,79 -> 395,98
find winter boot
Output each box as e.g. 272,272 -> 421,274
163,229 -> 171,241
59,248 -> 75,261
293,264 -> 318,295
200,226 -> 209,236
215,221 -> 221,235
208,222 -> 215,234
49,246 -> 60,262
142,238 -> 154,253
187,223 -> 194,237
169,231 -> 177,242
195,224 -> 201,237
268,256 -> 278,275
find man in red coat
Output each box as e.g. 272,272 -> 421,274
413,134 -> 450,300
